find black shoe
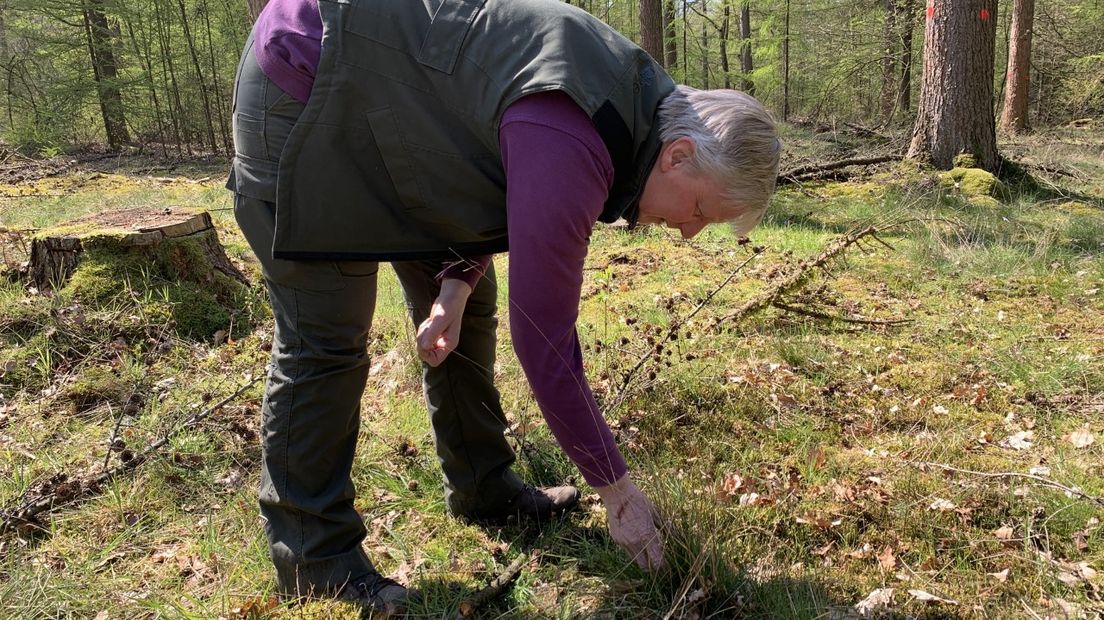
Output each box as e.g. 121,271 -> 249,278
336,571 -> 413,617
464,484 -> 581,526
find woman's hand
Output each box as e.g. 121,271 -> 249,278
594,474 -> 665,570
416,279 -> 472,366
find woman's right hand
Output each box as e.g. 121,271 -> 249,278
594,474 -> 665,570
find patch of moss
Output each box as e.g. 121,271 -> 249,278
939,167 -> 1006,208
952,153 -> 978,168
161,282 -> 231,340
64,364 -> 129,415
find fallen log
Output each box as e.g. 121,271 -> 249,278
779,154 -> 904,186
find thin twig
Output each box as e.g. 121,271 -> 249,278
1,373 -> 264,533
456,552 -> 529,618
914,461 -> 1104,509
772,301 -> 910,326
609,251 -> 761,409
718,222 -> 899,325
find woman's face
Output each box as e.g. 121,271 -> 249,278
637,137 -> 728,240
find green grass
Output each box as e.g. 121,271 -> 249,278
0,128 -> 1102,618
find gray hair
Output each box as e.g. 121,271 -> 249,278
656,86 -> 782,236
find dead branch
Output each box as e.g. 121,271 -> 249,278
0,373 -> 264,534
779,154 -> 903,186
915,461 -> 1104,510
456,553 -> 530,618
718,224 -> 893,325
610,251 -> 762,408
772,301 -> 910,326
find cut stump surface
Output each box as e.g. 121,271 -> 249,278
29,207 -> 245,289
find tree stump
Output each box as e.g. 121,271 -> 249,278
29,207 -> 245,290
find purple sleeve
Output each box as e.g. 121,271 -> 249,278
440,254 -> 492,291
499,92 -> 627,487
253,0 -> 322,104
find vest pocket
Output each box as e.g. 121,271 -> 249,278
417,0 -> 487,74
364,107 -> 430,212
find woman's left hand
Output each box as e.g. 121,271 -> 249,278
416,279 -> 472,366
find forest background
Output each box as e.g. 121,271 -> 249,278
1,0 -> 1103,619
0,0 -> 1101,154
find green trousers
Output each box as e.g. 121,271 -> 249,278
231,38 -> 523,596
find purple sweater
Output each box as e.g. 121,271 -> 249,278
254,0 -> 627,485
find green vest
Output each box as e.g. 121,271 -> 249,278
272,0 -> 675,261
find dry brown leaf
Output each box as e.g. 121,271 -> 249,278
854,588 -> 895,614
988,568 -> 1010,583
928,498 -> 957,512
1000,430 -> 1034,450
1066,428 -> 1095,448
877,545 -> 897,571
993,525 -> 1014,540
720,473 -> 747,497
908,589 -> 959,605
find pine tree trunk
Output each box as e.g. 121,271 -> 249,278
664,0 -> 677,69
881,0 -> 898,121
907,0 -> 1000,171
720,2 -> 731,88
640,0 -> 665,65
247,0 -> 268,22
999,0 -> 1033,132
739,1 -> 754,94
177,0 -> 217,152
897,0 -> 914,113
782,0 -> 790,121
82,0 -> 130,149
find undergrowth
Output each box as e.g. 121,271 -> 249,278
0,128 -> 1101,619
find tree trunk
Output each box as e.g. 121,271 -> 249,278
999,0 -> 1033,132
881,0 -> 898,121
739,1 -> 754,94
782,0 -> 790,121
177,0 -> 217,152
640,0 -> 665,65
247,0 -> 268,22
907,0 -> 1000,171
720,2 -> 731,88
897,0 -> 914,113
664,0 -> 677,69
701,4 -> 710,88
82,0 -> 130,149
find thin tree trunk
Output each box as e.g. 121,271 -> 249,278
201,0 -> 231,153
82,0 -> 130,149
177,0 -> 217,151
897,0 -> 914,113
701,10 -> 709,88
640,0 -> 664,65
907,0 -> 1000,171
664,0 -> 677,69
782,0 -> 790,120
154,0 -> 186,155
247,0 -> 268,22
720,1 -> 731,88
125,15 -> 168,157
739,1 -> 754,94
880,0 -> 898,120
999,0 -> 1033,132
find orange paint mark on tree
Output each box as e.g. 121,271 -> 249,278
926,3 -> 934,18
979,7 -> 991,20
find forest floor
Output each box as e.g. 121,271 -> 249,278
0,125 -> 1102,619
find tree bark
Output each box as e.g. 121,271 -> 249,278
782,0 -> 790,120
739,1 -> 754,94
881,0 -> 898,120
82,0 -> 130,149
907,0 -> 1000,171
664,0 -> 677,69
720,1 -> 731,88
897,0 -> 914,113
246,0 -> 268,23
640,0 -> 665,66
999,0 -> 1033,132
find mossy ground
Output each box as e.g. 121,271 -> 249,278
0,129 -> 1102,619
